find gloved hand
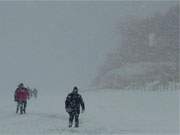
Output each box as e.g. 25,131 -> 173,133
81,109 -> 85,113
66,108 -> 72,113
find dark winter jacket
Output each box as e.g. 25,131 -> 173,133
65,92 -> 85,114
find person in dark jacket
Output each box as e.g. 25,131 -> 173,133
14,83 -> 29,114
65,86 -> 85,128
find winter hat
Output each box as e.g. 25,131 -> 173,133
18,83 -> 24,88
73,86 -> 78,93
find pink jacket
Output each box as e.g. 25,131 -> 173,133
15,88 -> 29,101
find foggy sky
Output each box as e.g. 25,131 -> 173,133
0,1 -> 177,93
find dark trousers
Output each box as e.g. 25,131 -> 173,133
68,111 -> 79,127
16,101 -> 27,114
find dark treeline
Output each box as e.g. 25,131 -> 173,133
94,5 -> 179,89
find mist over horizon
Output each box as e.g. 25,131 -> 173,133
0,1 -> 178,93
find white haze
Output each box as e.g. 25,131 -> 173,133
0,1 -> 177,93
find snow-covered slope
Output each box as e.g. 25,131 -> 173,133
0,89 -> 179,135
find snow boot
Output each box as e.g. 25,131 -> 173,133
75,124 -> 79,128
23,108 -> 26,114
16,107 -> 19,113
75,122 -> 79,128
69,122 -> 73,128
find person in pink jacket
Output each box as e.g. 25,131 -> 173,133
14,83 -> 29,114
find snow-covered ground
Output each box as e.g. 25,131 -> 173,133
0,89 -> 179,135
